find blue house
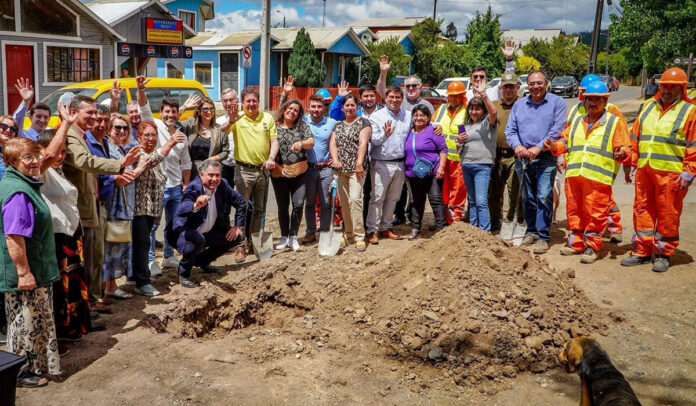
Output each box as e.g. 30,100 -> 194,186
368,29 -> 416,75
161,0 -> 214,33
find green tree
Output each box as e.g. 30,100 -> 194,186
445,22 -> 458,41
411,17 -> 445,85
464,6 -> 504,77
515,55 -> 541,73
287,28 -> 326,87
522,34 -> 588,79
361,37 -> 411,86
609,0 -> 696,76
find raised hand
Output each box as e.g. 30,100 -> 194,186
379,55 -> 391,73
14,77 -> 34,105
337,80 -> 350,97
110,80 -> 123,101
501,40 -> 517,60
121,145 -> 142,168
383,120 -> 394,137
182,93 -> 202,111
473,81 -> 487,96
194,194 -> 211,210
283,76 -> 294,94
227,102 -> 240,122
58,102 -> 78,124
135,75 -> 151,89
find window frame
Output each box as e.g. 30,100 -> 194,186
194,61 -> 214,88
178,9 -> 196,31
0,0 -> 81,40
42,42 -> 102,86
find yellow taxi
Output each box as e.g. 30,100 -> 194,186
25,77 -> 208,129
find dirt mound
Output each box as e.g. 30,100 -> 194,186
145,222 -> 609,386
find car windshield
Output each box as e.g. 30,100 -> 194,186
599,75 -> 610,81
487,78 -> 500,88
436,79 -> 469,90
519,75 -> 528,83
42,88 -> 97,114
551,77 -> 573,85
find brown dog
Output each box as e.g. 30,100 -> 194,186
557,337 -> 641,406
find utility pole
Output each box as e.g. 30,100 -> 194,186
433,0 -> 437,19
260,0 -> 271,110
322,0 -> 326,27
588,0 -> 605,73
605,32 -> 609,75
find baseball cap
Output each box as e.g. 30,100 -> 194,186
501,72 -> 518,86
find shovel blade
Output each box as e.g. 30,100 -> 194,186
318,231 -> 342,256
500,220 -> 527,246
251,231 -> 274,261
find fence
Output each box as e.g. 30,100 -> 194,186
268,86 -> 379,111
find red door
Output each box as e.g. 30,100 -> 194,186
5,44 -> 35,114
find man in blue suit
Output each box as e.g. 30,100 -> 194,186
167,159 -> 247,287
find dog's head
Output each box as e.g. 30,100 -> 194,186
557,337 -> 597,373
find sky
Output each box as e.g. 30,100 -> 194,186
207,0 -> 618,36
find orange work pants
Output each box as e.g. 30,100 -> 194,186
631,164 -> 689,257
442,159 -> 467,224
565,176 -> 613,252
606,193 -> 622,234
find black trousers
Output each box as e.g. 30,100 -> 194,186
394,183 -> 410,221
271,173 -> 306,237
408,176 -> 445,231
222,165 -> 236,190
362,165 -> 371,225
132,215 -> 155,287
173,227 -> 242,277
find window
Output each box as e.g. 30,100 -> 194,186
21,0 -> 77,36
0,1 -> 15,31
194,62 -> 212,86
167,63 -> 183,79
46,46 -> 100,83
178,10 -> 195,29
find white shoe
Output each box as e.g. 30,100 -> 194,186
275,236 -> 289,250
149,261 -> 163,278
160,256 -> 179,269
289,236 -> 300,252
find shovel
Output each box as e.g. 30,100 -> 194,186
251,170 -> 273,261
318,176 -> 342,256
500,160 -> 527,245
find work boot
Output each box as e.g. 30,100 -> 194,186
620,255 -> 651,267
652,256 -> 670,273
367,233 -> 379,244
521,234 -> 537,246
179,275 -> 197,288
609,233 -> 623,243
580,247 -> 597,264
234,246 -> 246,263
560,246 -> 581,256
379,229 -> 401,240
532,239 -> 549,254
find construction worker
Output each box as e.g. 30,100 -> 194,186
432,81 -> 468,224
567,73 -> 629,243
621,67 -> 696,272
545,80 -> 631,264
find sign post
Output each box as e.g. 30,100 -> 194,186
242,45 -> 252,69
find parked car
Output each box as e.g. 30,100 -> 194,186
26,78 -> 209,130
519,74 -> 529,96
549,76 -> 579,98
598,75 -> 614,92
486,78 -> 501,89
434,77 -> 470,97
420,86 -> 446,110
611,76 -> 620,91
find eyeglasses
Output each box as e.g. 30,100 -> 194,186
19,154 -> 43,163
0,123 -> 18,133
113,125 -> 129,131
472,75 -> 486,79
404,84 -> 419,89
200,107 -> 215,112
141,133 -> 158,139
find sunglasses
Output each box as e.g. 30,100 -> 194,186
472,75 -> 486,79
200,107 -> 215,112
0,123 -> 18,133
405,84 -> 419,89
113,125 -> 129,131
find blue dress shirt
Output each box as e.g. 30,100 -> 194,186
504,92 -> 567,150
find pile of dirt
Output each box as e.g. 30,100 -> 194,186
145,222 -> 610,386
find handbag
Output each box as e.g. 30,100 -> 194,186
105,187 -> 132,243
271,160 -> 308,178
411,130 -> 438,179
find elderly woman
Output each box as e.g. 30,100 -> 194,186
130,121 -> 185,296
0,115 -> 19,180
404,104 -> 447,239
329,94 -> 371,252
102,114 -> 147,299
0,137 -> 61,387
181,97 -> 229,178
272,99 -> 314,252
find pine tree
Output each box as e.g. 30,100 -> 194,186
445,22 -> 458,41
287,28 -> 326,87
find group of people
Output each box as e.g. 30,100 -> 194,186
0,48 -> 693,387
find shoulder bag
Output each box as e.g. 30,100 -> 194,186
411,130 -> 438,178
105,186 -> 132,243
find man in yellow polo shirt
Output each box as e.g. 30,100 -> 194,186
227,87 -> 279,261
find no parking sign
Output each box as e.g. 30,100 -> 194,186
243,45 -> 252,68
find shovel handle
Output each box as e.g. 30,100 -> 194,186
328,176 -> 338,233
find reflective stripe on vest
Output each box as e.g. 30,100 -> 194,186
637,99 -> 695,172
565,113 -> 619,185
434,103 -> 467,161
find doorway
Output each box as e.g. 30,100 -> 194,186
219,52 -> 239,97
4,43 -> 36,114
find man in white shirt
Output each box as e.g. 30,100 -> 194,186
217,88 -> 239,187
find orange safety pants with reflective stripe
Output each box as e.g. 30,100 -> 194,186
606,193 -> 622,234
565,176 -> 613,252
442,159 -> 467,224
631,164 -> 689,257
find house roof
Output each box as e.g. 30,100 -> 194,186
348,17 -> 423,28
186,31 -> 280,49
500,29 -> 562,47
373,29 -> 413,44
270,28 -> 370,55
161,0 -> 215,20
352,26 -> 378,41
67,0 -> 125,40
85,0 -> 196,37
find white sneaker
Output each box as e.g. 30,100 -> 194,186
275,236 -> 289,250
134,284 -> 160,297
160,256 -> 179,269
149,261 -> 163,278
289,236 -> 300,252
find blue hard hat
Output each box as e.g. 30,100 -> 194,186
579,74 -> 600,89
584,80 -> 609,96
316,88 -> 331,99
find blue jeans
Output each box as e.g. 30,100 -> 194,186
461,163 -> 493,231
149,185 -> 182,261
515,152 -> 556,241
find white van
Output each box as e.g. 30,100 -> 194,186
434,77 -> 470,97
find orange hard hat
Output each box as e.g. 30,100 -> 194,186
658,67 -> 688,86
447,81 -> 466,95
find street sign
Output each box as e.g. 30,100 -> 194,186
243,45 -> 252,68
117,42 -> 193,59
675,56 -> 695,64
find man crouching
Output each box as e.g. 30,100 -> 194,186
166,159 -> 246,287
